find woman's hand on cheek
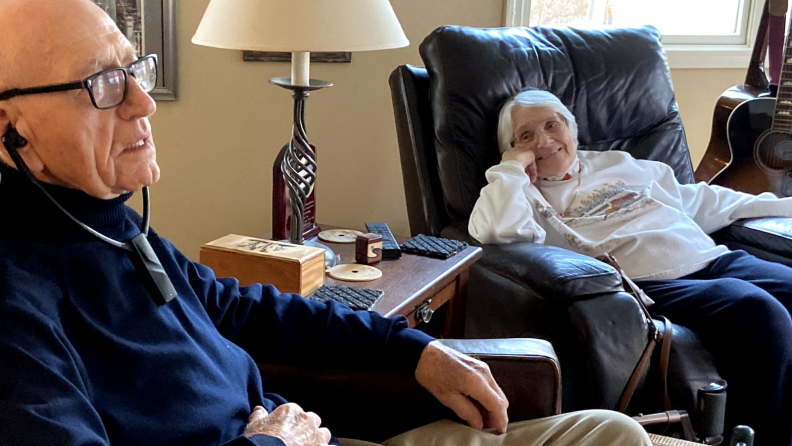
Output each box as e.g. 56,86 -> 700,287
502,145 -> 537,183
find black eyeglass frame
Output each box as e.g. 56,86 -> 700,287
0,54 -> 158,110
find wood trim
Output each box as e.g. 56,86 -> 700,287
502,0 -> 530,26
405,280 -> 457,327
443,269 -> 469,338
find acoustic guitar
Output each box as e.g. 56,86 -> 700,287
720,92 -> 792,197
697,0 -> 792,196
695,0 -> 772,194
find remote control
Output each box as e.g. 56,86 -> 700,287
365,222 -> 402,259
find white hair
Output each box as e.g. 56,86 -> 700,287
497,89 -> 579,153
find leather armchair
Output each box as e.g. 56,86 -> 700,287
256,338 -> 560,443
388,24 -> 792,422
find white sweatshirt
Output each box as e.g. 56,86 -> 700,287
469,150 -> 792,280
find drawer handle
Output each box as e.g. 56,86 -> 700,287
415,300 -> 434,324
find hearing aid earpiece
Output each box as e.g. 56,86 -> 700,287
2,128 -> 28,150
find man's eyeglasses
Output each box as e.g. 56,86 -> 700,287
0,54 -> 158,110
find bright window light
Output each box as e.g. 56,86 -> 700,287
527,0 -> 750,44
505,0 -> 766,67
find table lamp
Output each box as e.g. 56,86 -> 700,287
192,0 -> 408,264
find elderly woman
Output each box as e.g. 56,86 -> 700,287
469,89 -> 792,445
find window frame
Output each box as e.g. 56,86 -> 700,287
502,0 -> 765,69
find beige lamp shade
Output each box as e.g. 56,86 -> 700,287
192,0 -> 409,52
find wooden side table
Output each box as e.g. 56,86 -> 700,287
319,226 -> 482,338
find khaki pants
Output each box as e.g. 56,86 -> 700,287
341,410 -> 651,446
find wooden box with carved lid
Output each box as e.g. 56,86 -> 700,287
200,234 -> 325,296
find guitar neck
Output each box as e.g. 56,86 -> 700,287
773,11 -> 792,134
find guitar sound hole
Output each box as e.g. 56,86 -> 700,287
777,141 -> 792,160
756,132 -> 792,172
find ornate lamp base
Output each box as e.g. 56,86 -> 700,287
272,142 -> 321,241
270,76 -> 338,267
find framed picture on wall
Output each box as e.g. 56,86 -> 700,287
91,0 -> 178,100
243,52 -> 351,63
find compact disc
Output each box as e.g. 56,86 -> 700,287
327,264 -> 382,282
318,229 -> 365,243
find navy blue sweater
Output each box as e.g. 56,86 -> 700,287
0,163 -> 433,446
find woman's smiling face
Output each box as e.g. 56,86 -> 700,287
510,105 -> 578,178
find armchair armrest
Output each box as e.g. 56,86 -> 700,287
712,217 -> 792,267
476,242 -> 623,301
439,338 -> 561,417
256,338 -> 560,443
466,242 -> 649,412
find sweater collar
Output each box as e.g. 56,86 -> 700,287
540,157 -> 582,182
0,161 -> 138,243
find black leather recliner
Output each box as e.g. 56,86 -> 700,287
257,338 -> 561,443
388,25 -> 792,423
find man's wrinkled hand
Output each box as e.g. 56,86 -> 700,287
244,403 -> 332,446
502,144 -> 537,183
415,341 -> 509,434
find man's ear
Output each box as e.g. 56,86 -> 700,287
0,114 -> 44,174
0,110 -> 12,166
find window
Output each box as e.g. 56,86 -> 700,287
503,0 -> 765,68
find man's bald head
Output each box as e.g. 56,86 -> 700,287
0,0 -> 159,199
0,0 -> 132,89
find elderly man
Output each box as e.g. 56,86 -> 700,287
0,1 -> 651,446
470,88 -> 792,445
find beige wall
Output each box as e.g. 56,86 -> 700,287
673,69 -> 744,167
148,0 -> 746,259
